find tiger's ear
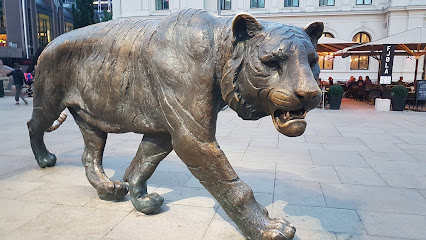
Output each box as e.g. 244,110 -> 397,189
232,13 -> 263,42
304,21 -> 324,45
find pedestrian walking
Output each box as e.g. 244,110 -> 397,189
7,63 -> 28,105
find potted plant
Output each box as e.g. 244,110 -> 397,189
328,85 -> 344,109
390,85 -> 408,111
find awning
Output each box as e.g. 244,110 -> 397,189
317,37 -> 359,52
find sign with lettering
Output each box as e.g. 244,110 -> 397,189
416,80 -> 426,101
379,45 -> 395,84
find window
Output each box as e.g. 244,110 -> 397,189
319,33 -> 334,70
65,22 -> 73,33
319,0 -> 335,6
251,0 -> 264,8
221,0 -> 231,10
356,0 -> 372,5
284,0 -> 299,7
155,0 -> 169,10
350,32 -> 371,70
37,13 -> 52,48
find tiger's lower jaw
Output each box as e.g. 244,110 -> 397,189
272,109 -> 307,137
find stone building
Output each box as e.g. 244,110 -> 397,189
112,0 -> 426,83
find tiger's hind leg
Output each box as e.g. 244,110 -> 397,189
27,107 -> 63,168
69,108 -> 128,201
123,133 -> 173,214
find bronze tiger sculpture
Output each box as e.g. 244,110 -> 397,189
28,9 -> 323,240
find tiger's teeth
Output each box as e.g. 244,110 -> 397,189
286,112 -> 290,119
303,111 -> 307,118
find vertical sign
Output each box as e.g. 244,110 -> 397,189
379,45 -> 395,84
416,80 -> 426,101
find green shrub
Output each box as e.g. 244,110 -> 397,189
391,85 -> 408,97
328,85 -> 344,96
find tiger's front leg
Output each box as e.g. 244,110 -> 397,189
172,132 -> 296,240
123,133 -> 173,214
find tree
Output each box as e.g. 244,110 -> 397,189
72,0 -> 95,29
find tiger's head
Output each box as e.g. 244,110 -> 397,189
221,13 -> 323,137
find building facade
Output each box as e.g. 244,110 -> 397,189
0,0 -> 73,62
112,0 -> 426,83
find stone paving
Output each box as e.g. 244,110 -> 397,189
1,96 -> 426,240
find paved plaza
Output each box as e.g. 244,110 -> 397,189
1,96 -> 426,240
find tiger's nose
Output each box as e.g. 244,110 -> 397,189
295,89 -> 321,101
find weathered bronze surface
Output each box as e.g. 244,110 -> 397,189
27,9 -> 322,240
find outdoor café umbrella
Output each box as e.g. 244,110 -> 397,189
338,26 -> 426,81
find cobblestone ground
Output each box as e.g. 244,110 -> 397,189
1,96 -> 426,240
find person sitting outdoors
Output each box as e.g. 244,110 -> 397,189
357,76 -> 364,86
347,76 -> 357,88
328,77 -> 334,85
396,76 -> 405,86
321,78 -> 330,87
364,76 -> 373,87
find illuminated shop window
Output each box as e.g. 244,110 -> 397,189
37,13 -> 52,48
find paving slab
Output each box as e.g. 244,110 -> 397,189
334,167 -> 387,186
310,149 -> 370,168
365,159 -> 426,176
274,179 -> 326,207
148,170 -> 193,187
336,234 -> 411,240
271,202 -> 366,234
276,164 -> 341,183
359,151 -> 418,162
0,153 -> 37,176
0,199 -> 55,237
16,183 -> 97,206
417,189 -> 426,199
156,186 -> 218,208
305,136 -> 364,145
278,134 -> 307,143
35,165 -> 93,187
321,144 -> 371,152
203,217 -> 244,240
0,180 -> 45,200
244,146 -> 313,165
7,205 -> 129,239
106,205 -> 215,240
341,132 -> 405,144
409,151 -> 426,161
379,173 -> 426,189
357,210 -> 426,240
321,183 -> 426,215
314,127 -> 342,137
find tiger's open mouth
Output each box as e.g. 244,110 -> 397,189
272,108 -> 307,137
